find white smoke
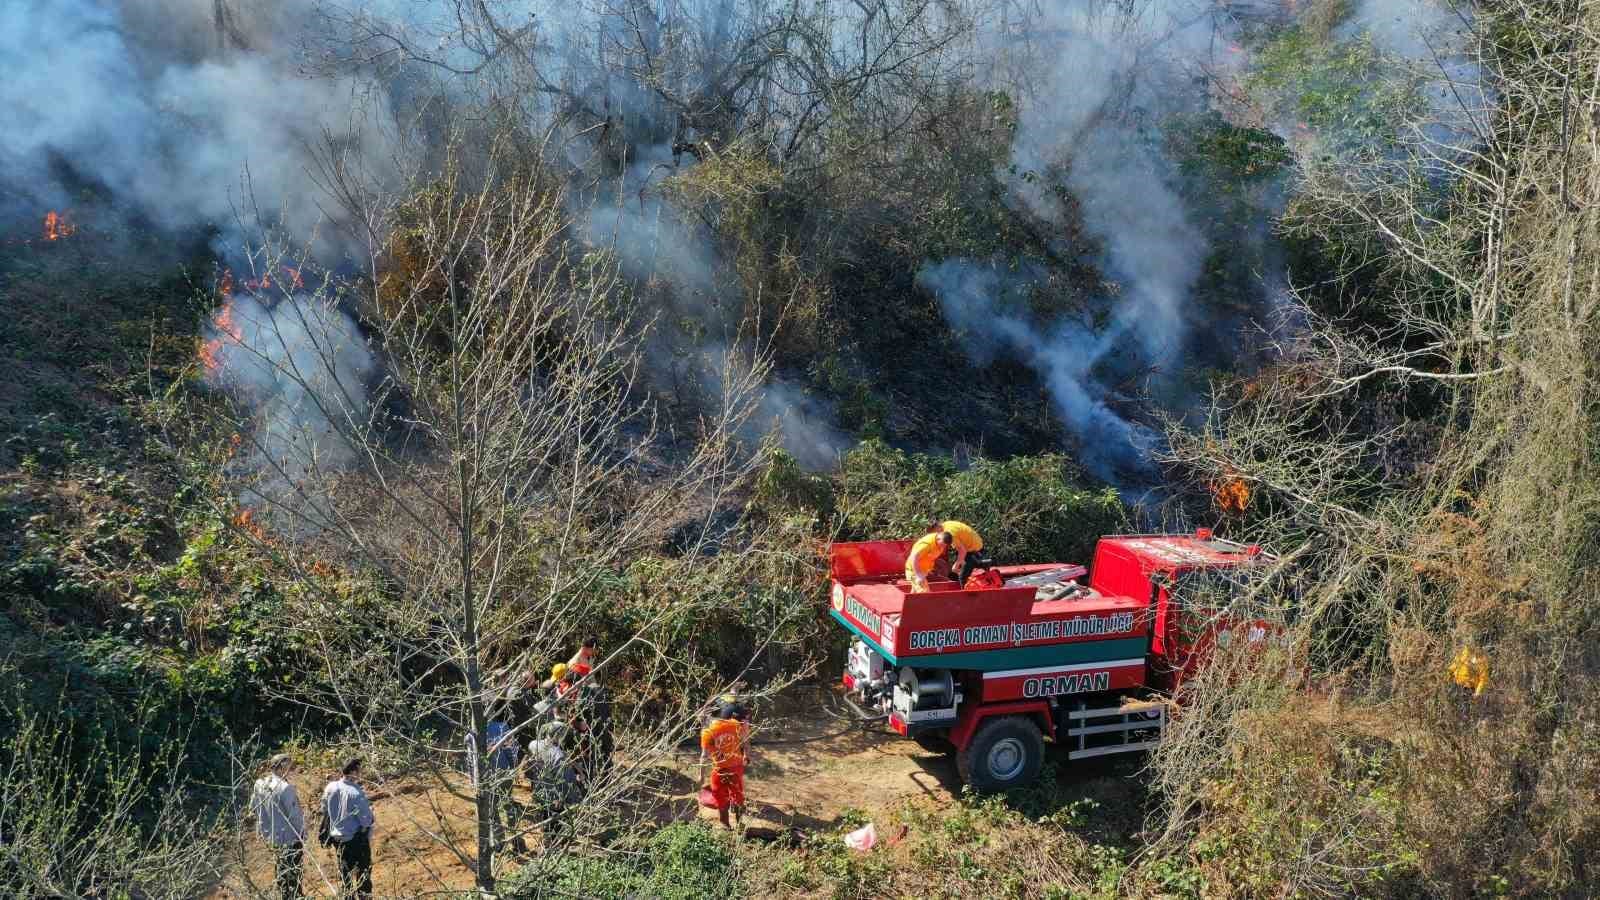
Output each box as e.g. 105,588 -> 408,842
1234,0 -> 1485,160
6,0 -> 1485,489
579,147 -> 720,304
1000,2 -> 1217,368
0,1 -> 409,519
1342,0 -> 1488,156
912,2 -> 1223,483
1342,0 -> 1468,61
919,0 -> 1484,484
753,379 -> 852,471
585,179 -> 854,469
916,259 -> 1158,483
203,288 -> 376,523
4,0 -> 851,474
0,0 -> 401,253
558,18 -> 853,470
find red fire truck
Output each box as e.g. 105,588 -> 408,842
830,530 -> 1274,791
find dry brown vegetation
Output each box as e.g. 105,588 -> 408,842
11,1 -> 1600,898
1156,2 -> 1600,895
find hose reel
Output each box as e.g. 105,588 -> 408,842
898,667 -> 955,710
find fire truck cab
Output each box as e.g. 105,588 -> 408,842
830,530 -> 1272,791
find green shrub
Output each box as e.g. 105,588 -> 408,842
834,439 -> 1124,564
1248,26 -> 1423,156
752,448 -> 835,517
502,823 -> 736,899
941,456 -> 1125,564
833,439 -> 954,538
646,823 -> 738,896
0,702 -> 226,897
502,852 -> 645,899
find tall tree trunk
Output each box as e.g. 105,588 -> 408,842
451,277 -> 495,891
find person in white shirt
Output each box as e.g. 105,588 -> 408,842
526,722 -> 576,823
250,753 -> 305,900
321,758 -> 376,899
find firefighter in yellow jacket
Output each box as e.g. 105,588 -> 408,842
1449,646 -> 1489,697
905,530 -> 952,593
940,520 -> 984,585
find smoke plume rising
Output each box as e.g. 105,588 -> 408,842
917,259 -> 1158,483
915,1 -> 1226,485
202,286 -> 376,524
6,0 -> 1483,491
918,0 -> 1482,485
1,0 -> 401,254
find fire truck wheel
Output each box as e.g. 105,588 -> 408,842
912,731 -> 954,754
957,716 -> 1043,792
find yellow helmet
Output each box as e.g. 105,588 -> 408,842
550,662 -> 569,681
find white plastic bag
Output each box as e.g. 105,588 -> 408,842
843,822 -> 877,852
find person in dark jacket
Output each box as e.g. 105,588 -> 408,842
568,683 -> 615,787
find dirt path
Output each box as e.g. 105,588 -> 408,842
694,692 -> 963,833
210,689 -> 964,898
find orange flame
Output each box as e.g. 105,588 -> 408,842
43,210 -> 76,241
232,508 -> 266,540
215,302 -> 240,343
1213,475 -> 1251,514
219,265 -> 305,295
199,298 -> 243,374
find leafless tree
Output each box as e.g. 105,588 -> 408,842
313,0 -> 981,172
186,137 -> 817,892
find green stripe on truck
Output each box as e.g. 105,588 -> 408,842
830,609 -> 1147,671
831,609 -> 900,663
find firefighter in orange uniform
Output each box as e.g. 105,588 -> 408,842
904,530 -> 952,593
698,704 -> 750,828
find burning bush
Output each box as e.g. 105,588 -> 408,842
43,210 -> 76,241
1212,474 -> 1251,514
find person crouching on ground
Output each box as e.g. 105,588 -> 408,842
250,753 -> 305,900
321,758 -> 376,899
699,704 -> 750,829
905,529 -> 952,593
